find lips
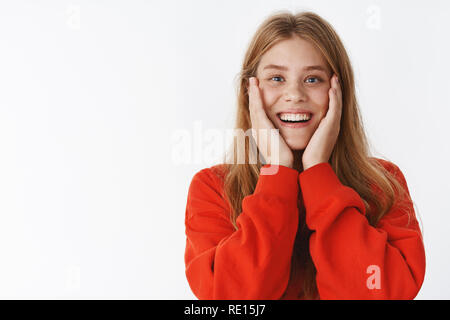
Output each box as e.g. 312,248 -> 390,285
276,113 -> 313,121
275,112 -> 314,129
276,109 -> 313,116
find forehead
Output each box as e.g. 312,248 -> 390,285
258,36 -> 330,73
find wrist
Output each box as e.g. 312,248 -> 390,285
303,160 -> 327,171
279,159 -> 293,169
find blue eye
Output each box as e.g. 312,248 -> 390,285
306,77 -> 321,83
270,76 -> 284,82
269,76 -> 322,84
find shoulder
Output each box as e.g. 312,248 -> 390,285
190,163 -> 229,187
369,157 -> 409,191
186,164 -> 231,219
370,157 -> 403,177
187,163 -> 230,200
370,157 -> 398,171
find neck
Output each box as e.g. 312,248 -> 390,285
293,150 -> 304,173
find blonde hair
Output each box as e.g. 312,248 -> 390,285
218,10 -> 415,300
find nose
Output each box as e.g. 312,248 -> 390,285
283,81 -> 307,102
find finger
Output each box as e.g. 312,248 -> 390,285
248,77 -> 268,155
248,77 -> 258,124
328,78 -> 339,113
329,75 -> 342,119
329,74 -> 341,102
333,74 -> 342,102
334,76 -> 343,117
248,77 -> 263,113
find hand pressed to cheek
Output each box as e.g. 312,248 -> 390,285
247,76 -> 295,168
301,73 -> 343,170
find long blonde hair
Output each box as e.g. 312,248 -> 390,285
218,10 -> 415,300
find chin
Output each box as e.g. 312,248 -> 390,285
284,137 -> 308,151
288,144 -> 306,151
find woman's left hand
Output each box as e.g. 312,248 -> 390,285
302,73 -> 343,171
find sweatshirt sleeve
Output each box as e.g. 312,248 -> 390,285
184,165 -> 300,300
298,161 -> 426,299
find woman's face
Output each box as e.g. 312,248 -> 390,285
255,36 -> 333,150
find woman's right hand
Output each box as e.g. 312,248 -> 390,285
247,76 -> 294,169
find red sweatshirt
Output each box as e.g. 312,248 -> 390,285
184,158 -> 426,299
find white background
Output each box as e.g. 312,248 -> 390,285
0,0 -> 448,299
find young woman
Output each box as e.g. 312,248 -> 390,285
184,10 -> 426,300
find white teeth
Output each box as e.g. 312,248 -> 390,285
279,113 -> 311,121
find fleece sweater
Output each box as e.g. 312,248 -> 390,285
184,158 -> 426,299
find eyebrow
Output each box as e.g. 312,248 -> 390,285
262,64 -> 328,73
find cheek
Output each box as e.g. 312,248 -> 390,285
259,85 -> 280,109
311,88 -> 330,118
